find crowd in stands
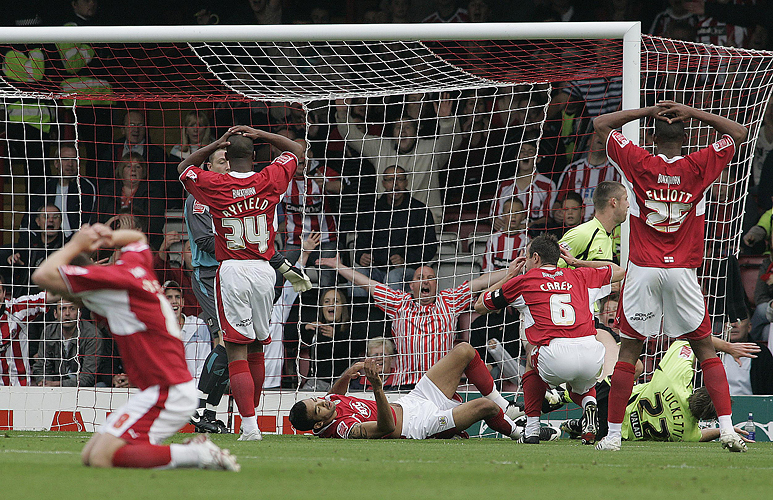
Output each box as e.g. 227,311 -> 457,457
1,0 -> 772,397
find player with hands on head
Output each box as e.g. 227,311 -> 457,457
288,342 -> 523,441
592,99 -> 748,452
178,125 -> 305,441
31,223 -> 239,471
475,235 -> 625,445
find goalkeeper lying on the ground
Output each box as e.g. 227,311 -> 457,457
560,338 -> 758,442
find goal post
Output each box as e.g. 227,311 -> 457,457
1,23 -> 771,435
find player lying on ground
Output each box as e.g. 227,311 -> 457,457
560,339 -> 758,443
288,342 -> 527,440
475,234 -> 625,445
32,223 -> 239,471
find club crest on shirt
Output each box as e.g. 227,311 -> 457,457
337,421 -> 349,437
611,130 -> 629,148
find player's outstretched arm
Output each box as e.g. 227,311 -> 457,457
656,100 -> 747,144
711,336 -> 760,366
32,224 -> 104,295
474,257 -> 524,314
317,254 -> 381,297
177,130 -> 231,174
560,248 -> 625,282
593,105 -> 667,145
348,359 -> 395,439
700,426 -> 754,442
327,361 -> 364,396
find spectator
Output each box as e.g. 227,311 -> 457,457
482,198 -> 527,272
548,191 -> 584,238
154,232 -> 199,318
469,306 -> 521,372
97,110 -> 180,207
163,280 -> 210,388
387,0 -> 412,23
490,142 -> 557,231
300,287 -> 361,391
422,0 -> 468,22
334,95 -> 461,226
62,0 -> 101,26
350,337 -> 398,390
97,153 -> 165,248
318,254 -> 510,387
721,317 -> 773,395
353,166 -> 438,297
169,110 -> 214,162
228,0 -> 283,24
556,134 -> 621,222
0,275 -> 48,386
25,143 -> 97,237
752,94 -> 773,192
742,206 -> 773,254
1,204 -> 67,297
466,0 -> 491,22
751,229 -> 773,341
32,300 -> 98,387
650,0 -> 700,37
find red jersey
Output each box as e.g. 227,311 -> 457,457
606,130 -> 735,268
180,152 -> 297,262
59,242 -> 192,390
482,265 -> 612,347
313,394 -> 396,439
0,292 -> 46,386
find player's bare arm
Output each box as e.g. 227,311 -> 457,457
229,125 -> 306,162
317,254 -> 382,297
327,361 -> 365,396
474,257 -> 524,314
711,337 -> 760,366
559,247 -> 625,282
592,105 -> 669,144
348,359 -> 396,440
177,130 -> 231,174
33,224 -> 104,295
656,100 -> 747,144
469,266 -> 510,293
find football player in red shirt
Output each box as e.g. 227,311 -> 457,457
476,234 -> 625,444
178,126 -> 306,441
32,223 -> 238,470
592,100 -> 748,452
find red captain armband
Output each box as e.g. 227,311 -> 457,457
482,288 -> 509,311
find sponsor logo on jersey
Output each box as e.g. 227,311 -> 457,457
541,269 -> 564,279
630,410 -> 643,439
657,174 -> 681,186
235,318 -> 253,327
351,401 -> 372,418
184,169 -> 197,181
611,131 -> 629,148
113,413 -> 130,428
232,187 -> 257,199
713,136 -> 733,152
679,345 -> 693,358
192,200 -> 208,214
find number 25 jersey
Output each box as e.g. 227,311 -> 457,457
606,131 -> 735,269
180,152 -> 298,262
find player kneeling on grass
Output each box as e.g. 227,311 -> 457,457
32,223 -> 239,471
475,234 -> 625,444
288,342 -> 522,440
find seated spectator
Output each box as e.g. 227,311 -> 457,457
350,337 -> 398,390
97,109 -> 181,207
1,204 -> 67,297
0,275 -> 48,386
556,134 -> 620,222
422,0 -> 468,22
169,110 -> 213,162
95,323 -> 129,388
97,153 -> 165,248
490,141 -> 557,231
300,288 -> 357,391
353,166 -> 438,297
482,198 -> 527,272
751,232 -> 773,341
721,317 -> 773,395
32,300 -> 98,387
545,191 -> 583,238
25,143 -> 96,237
742,206 -> 772,254
318,254 -> 510,387
163,280 -> 210,387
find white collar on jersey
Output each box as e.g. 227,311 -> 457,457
656,154 -> 684,163
228,171 -> 257,178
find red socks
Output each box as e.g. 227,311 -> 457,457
228,359 -> 255,417
464,350 -> 494,395
701,357 -> 732,416
112,444 -> 171,468
569,387 -> 596,407
522,370 -> 547,417
485,408 -> 516,436
248,352 -> 265,409
607,361 -> 636,424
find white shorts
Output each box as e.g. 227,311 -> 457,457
216,259 -> 275,344
396,376 -> 461,439
533,336 -> 604,394
99,380 -> 196,444
618,262 -> 710,340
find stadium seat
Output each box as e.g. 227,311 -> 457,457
435,258 -> 482,291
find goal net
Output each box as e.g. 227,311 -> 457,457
1,24 -> 771,434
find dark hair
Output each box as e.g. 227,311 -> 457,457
687,386 -> 718,421
288,400 -> 315,432
563,191 -> 584,206
162,280 -> 182,293
593,181 -> 626,211
226,133 -> 255,160
654,116 -> 685,143
528,234 -> 560,266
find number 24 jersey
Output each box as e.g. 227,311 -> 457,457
180,152 -> 298,262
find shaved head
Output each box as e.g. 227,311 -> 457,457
226,134 -> 254,160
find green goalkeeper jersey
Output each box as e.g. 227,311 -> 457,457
622,341 -> 702,442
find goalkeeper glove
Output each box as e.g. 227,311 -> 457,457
270,253 -> 312,292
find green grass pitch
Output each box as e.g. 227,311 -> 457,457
2,431 -> 770,500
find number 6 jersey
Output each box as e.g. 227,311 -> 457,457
606,130 -> 735,269
179,152 -> 298,262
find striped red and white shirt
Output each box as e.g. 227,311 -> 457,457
482,231 -> 528,272
372,281 -> 473,386
490,175 -> 557,221
557,157 -> 621,222
0,291 -> 46,386
282,161 -> 337,246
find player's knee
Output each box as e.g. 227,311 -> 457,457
452,342 -> 475,360
472,398 -> 499,418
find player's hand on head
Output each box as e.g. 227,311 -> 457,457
656,100 -> 691,123
559,246 -> 577,266
507,256 -> 526,277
